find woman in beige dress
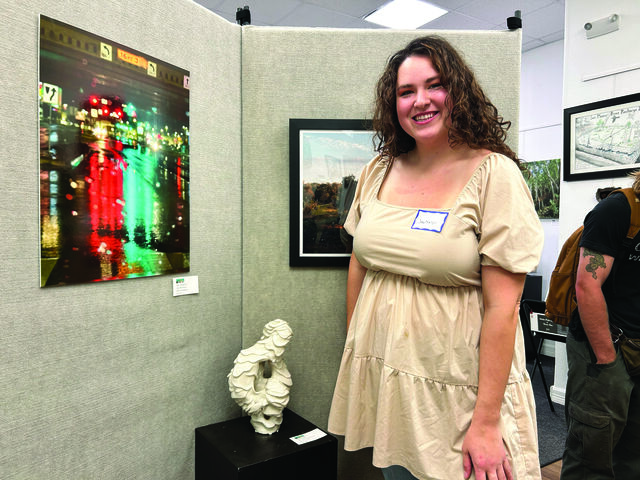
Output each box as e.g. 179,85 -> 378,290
328,36 -> 544,480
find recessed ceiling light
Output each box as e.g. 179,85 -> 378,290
364,0 -> 448,29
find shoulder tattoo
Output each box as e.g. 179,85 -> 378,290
582,248 -> 607,279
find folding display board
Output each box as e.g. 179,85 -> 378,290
1,2 -> 522,478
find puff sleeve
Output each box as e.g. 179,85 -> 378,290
477,155 -> 544,273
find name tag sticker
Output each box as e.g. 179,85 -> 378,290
411,210 -> 448,233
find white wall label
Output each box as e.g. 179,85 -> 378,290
173,276 -> 199,296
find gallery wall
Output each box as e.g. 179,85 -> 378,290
550,0 -> 640,405
240,26 -> 522,477
560,0 -> 640,239
0,0 -> 523,477
0,1 -> 242,478
519,39 -> 564,300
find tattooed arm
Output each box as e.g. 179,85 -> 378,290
575,247 -> 616,364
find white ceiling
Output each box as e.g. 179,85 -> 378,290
193,0 -> 565,52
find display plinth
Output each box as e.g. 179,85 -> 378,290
195,408 -> 337,479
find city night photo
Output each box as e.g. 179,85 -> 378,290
39,15 -> 190,287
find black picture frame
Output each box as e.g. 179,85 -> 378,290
563,92 -> 640,181
289,119 -> 375,267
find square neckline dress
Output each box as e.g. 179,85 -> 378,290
328,153 -> 544,480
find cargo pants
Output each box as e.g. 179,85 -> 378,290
561,332 -> 640,479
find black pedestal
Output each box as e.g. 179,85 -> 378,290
195,409 -> 337,480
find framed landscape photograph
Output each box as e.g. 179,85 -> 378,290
289,119 -> 375,267
523,158 -> 560,219
563,92 -> 640,181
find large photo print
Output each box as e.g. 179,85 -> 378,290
39,15 -> 190,286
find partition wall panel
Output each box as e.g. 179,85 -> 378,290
240,25 -> 521,427
0,2 -> 521,476
0,1 -> 242,478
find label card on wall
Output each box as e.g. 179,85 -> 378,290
173,276 -> 199,296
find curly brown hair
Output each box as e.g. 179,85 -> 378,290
372,36 -> 519,165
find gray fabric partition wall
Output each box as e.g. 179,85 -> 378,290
241,26 -> 521,478
0,1 -> 242,479
0,1 -> 521,477
241,26 -> 522,423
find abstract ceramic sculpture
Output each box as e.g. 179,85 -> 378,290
228,319 -> 293,434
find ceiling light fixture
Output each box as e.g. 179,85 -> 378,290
364,0 -> 447,30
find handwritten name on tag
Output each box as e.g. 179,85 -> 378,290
411,210 -> 448,233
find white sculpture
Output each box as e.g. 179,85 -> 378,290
228,319 -> 293,434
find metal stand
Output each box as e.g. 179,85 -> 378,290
519,299 -> 561,412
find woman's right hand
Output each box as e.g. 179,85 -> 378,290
462,420 -> 513,480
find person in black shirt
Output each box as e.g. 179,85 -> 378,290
561,171 -> 640,479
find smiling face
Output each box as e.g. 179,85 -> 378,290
395,55 -> 450,149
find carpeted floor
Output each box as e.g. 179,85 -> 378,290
528,354 -> 567,467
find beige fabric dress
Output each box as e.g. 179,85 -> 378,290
328,153 -> 544,480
